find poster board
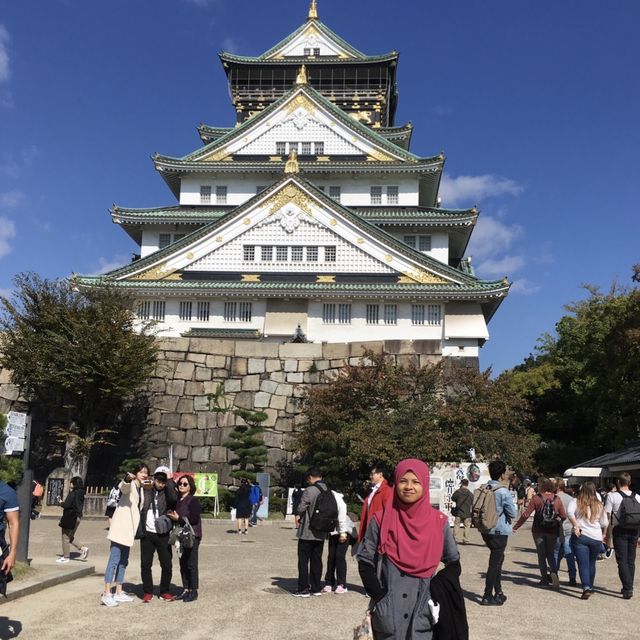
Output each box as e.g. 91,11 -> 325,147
172,472 -> 219,515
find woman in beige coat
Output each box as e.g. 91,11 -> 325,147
100,462 -> 149,607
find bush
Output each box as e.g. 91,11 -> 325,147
0,456 -> 24,486
269,495 -> 287,516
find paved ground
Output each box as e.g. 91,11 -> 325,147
0,517 -> 636,640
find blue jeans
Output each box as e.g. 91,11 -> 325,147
250,503 -> 260,525
571,534 -> 601,590
105,542 -> 130,585
554,533 -> 576,581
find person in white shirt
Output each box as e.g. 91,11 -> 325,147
322,491 -> 356,593
604,472 -> 640,599
567,481 -> 608,599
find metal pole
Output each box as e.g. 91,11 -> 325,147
16,414 -> 32,564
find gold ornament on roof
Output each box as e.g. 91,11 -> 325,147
296,65 -> 308,85
308,0 -> 318,19
284,149 -> 300,174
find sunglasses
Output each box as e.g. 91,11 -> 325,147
178,482 -> 190,487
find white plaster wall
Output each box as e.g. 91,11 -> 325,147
140,225 -> 197,258
442,339 -> 480,358
386,230 -> 449,264
180,175 -> 277,206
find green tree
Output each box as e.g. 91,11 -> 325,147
0,273 -> 158,479
208,384 -> 268,482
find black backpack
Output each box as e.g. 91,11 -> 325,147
617,492 -> 640,530
309,484 -> 339,533
536,496 -> 561,529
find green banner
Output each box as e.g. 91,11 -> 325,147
172,472 -> 218,497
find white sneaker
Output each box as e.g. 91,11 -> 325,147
80,547 -> 89,561
101,593 -> 119,607
56,557 -> 70,564
113,593 -> 134,603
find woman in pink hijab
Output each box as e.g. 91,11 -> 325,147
357,459 -> 460,639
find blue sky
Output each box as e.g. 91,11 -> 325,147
1,0 -> 638,374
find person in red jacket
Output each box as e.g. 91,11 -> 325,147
358,464 -> 392,543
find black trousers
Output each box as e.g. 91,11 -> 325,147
297,538 -> 324,592
179,538 -> 200,590
324,535 -> 349,587
612,526 -> 639,594
140,532 -> 172,594
481,532 -> 509,597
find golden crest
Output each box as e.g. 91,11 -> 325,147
243,218 -> 251,225
316,275 -> 335,283
215,236 -> 223,242
285,94 -> 316,116
241,274 -> 261,282
265,183 -> 312,216
186,252 -> 194,259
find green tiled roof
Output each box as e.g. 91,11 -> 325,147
220,51 -> 398,65
111,205 -> 233,225
81,174 -> 501,294
197,125 -> 233,144
182,328 -> 261,339
352,206 -> 477,225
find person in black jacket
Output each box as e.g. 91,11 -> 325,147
57,476 -> 88,563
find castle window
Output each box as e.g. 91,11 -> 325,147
403,235 -> 416,248
329,186 -> 341,203
197,301 -> 210,322
314,141 -> 324,155
276,246 -> 288,261
179,301 -> 192,321
238,302 -> 252,323
152,301 -> 166,321
387,186 -> 399,204
291,246 -> 303,262
137,301 -> 151,320
276,142 -> 286,155
338,303 -> 352,324
307,246 -> 318,262
200,185 -> 211,204
322,303 -> 336,324
314,48 -> 320,56
427,304 -> 442,325
384,304 -> 397,325
304,48 -> 311,56
419,235 -> 432,251
370,186 -> 382,205
223,302 -> 236,322
301,141 -> 312,155
243,245 -> 255,261
216,186 -> 227,204
366,304 -> 379,325
261,246 -> 273,261
288,142 -> 298,154
411,304 -> 425,325
159,233 -> 172,249
324,246 -> 336,262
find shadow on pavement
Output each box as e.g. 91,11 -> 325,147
0,617 -> 22,638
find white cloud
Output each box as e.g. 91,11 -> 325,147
475,255 -> 525,279
95,255 -> 129,274
0,25 -> 10,83
182,0 -> 219,6
221,37 -> 239,54
0,190 -> 25,210
0,216 -> 16,259
467,215 -> 523,261
509,278 -> 542,295
0,287 -> 14,300
0,146 -> 40,178
440,174 -> 523,207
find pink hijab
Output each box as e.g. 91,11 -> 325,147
374,458 -> 447,579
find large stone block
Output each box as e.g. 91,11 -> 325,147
303,372 -> 321,384
286,372 -> 303,383
265,359 -> 282,372
206,355 -> 228,369
186,353 -> 207,364
292,385 -> 306,398
231,357 -> 248,376
419,354 -> 441,368
205,428 -> 223,446
260,380 -> 279,394
185,381 -> 205,396
233,391 -> 254,410
195,367 -> 213,381
261,408 -> 279,427
275,383 -> 293,396
270,372 -> 286,383
315,359 -> 331,371
270,394 -> 287,411
283,359 -> 298,372
180,414 -> 197,430
174,361 -> 196,381
191,446 -> 211,463
156,337 -> 190,353
0,385 -> 20,402
224,379 -> 241,393
189,338 -> 235,356
197,412 -> 217,430
350,341 -> 384,357
155,396 -> 179,412
0,369 -> 12,384
254,391 -> 271,408
154,360 -> 175,378
322,343 -> 350,359
148,378 -> 166,393
330,359 -> 348,369
167,429 -> 186,445
396,354 -> 419,369
278,343 -> 323,359
211,368 -> 230,379
172,445 -> 190,460
296,360 -> 315,372
267,448 -> 287,467
166,380 -> 185,396
147,409 -> 162,425
163,351 -> 186,362
194,395 -> 210,411
241,375 -> 260,391
185,430 -> 205,447
176,397 -> 194,413
247,358 -> 266,374
211,446 -> 228,463
275,417 -> 294,432
286,397 -> 302,414
263,430 -> 283,448
235,342 -> 279,358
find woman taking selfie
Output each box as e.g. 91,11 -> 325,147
101,462 -> 150,607
357,459 -> 460,639
168,474 -> 202,602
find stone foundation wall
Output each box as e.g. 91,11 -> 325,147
0,338 -> 461,484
